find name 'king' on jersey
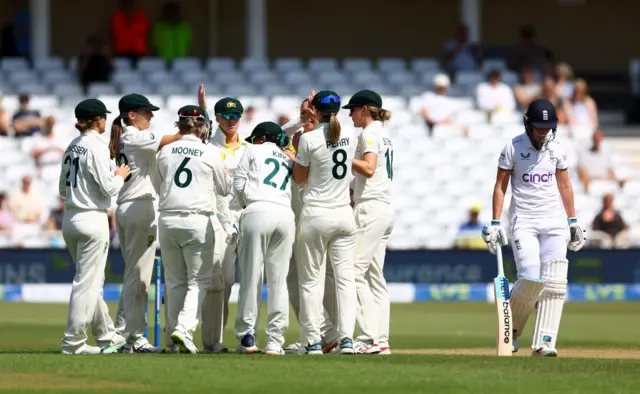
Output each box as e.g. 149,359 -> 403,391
498,133 -> 568,220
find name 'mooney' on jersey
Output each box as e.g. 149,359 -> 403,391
234,142 -> 292,208
353,121 -> 393,204
295,123 -> 356,209
115,127 -> 161,204
498,133 -> 568,220
153,135 -> 231,213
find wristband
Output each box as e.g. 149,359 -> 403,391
568,217 -> 577,225
491,220 -> 501,226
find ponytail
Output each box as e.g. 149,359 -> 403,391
75,117 -> 100,133
328,113 -> 341,144
109,115 -> 125,159
365,106 -> 392,124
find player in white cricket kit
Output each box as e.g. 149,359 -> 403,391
483,99 -> 586,357
233,122 -> 295,356
291,91 -> 358,355
198,89 -> 249,353
109,94 -> 180,353
152,105 -> 231,354
281,96 -> 340,355
60,99 -> 131,354
343,90 -> 394,355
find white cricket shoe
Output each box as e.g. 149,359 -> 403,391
532,343 -> 558,357
378,343 -> 391,355
284,342 -> 303,355
339,338 -> 354,355
353,341 -> 381,354
101,334 -> 127,354
236,333 -> 260,354
170,330 -> 199,354
265,348 -> 285,356
62,344 -> 102,355
203,342 -> 229,354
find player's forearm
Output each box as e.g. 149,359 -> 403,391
352,158 -> 375,178
558,182 -> 576,218
492,184 -> 505,221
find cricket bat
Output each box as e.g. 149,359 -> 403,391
493,246 -> 512,356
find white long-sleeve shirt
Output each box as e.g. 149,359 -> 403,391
116,126 -> 161,204
58,130 -> 125,211
233,142 -> 293,209
153,135 -> 231,214
476,82 -> 516,113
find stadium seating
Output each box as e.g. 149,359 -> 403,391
0,56 -> 637,250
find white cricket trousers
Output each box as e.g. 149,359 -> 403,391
510,216 -> 568,278
201,208 -> 241,349
353,200 -> 394,347
113,199 -> 158,346
61,209 -> 119,353
235,202 -> 295,350
297,205 -> 357,345
158,212 -> 215,343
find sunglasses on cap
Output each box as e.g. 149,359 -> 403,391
319,95 -> 340,104
179,108 -> 203,117
218,113 -> 241,121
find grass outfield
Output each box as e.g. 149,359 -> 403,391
0,302 -> 638,393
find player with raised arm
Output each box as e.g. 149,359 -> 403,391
198,85 -> 248,353
233,122 -> 295,356
60,99 -> 131,354
343,90 -> 394,355
109,94 -> 180,353
152,106 -> 231,354
482,99 -> 586,357
290,91 -> 358,355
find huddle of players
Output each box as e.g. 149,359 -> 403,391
58,87 -> 395,356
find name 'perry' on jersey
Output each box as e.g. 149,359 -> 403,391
153,135 -> 231,213
233,142 -> 292,208
498,133 -> 568,220
353,121 -> 393,204
295,123 -> 355,209
115,126 -> 161,204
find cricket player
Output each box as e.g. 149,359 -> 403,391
152,105 -> 231,354
343,90 -> 394,355
291,91 -> 358,355
282,96 -> 340,355
233,122 -> 295,356
60,99 -> 131,355
483,99 -> 586,357
198,86 -> 249,353
109,93 -> 180,353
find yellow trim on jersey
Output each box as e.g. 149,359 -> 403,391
223,140 -> 244,156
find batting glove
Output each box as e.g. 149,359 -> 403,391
568,218 -> 586,251
482,221 -> 508,255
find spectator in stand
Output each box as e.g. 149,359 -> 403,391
44,196 -> 65,248
476,69 -> 516,120
419,73 -> 454,136
508,25 -> 553,74
0,92 -> 10,136
7,175 -> 44,224
554,62 -> 575,100
277,114 -> 290,126
440,24 -> 482,75
32,117 -> 65,179
513,65 -> 541,110
565,78 -> 598,131
12,94 -> 44,138
111,0 -> 149,67
454,205 -> 487,250
154,1 -> 193,63
538,76 -> 568,124
577,130 -> 619,193
78,35 -> 114,95
590,193 -> 628,249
